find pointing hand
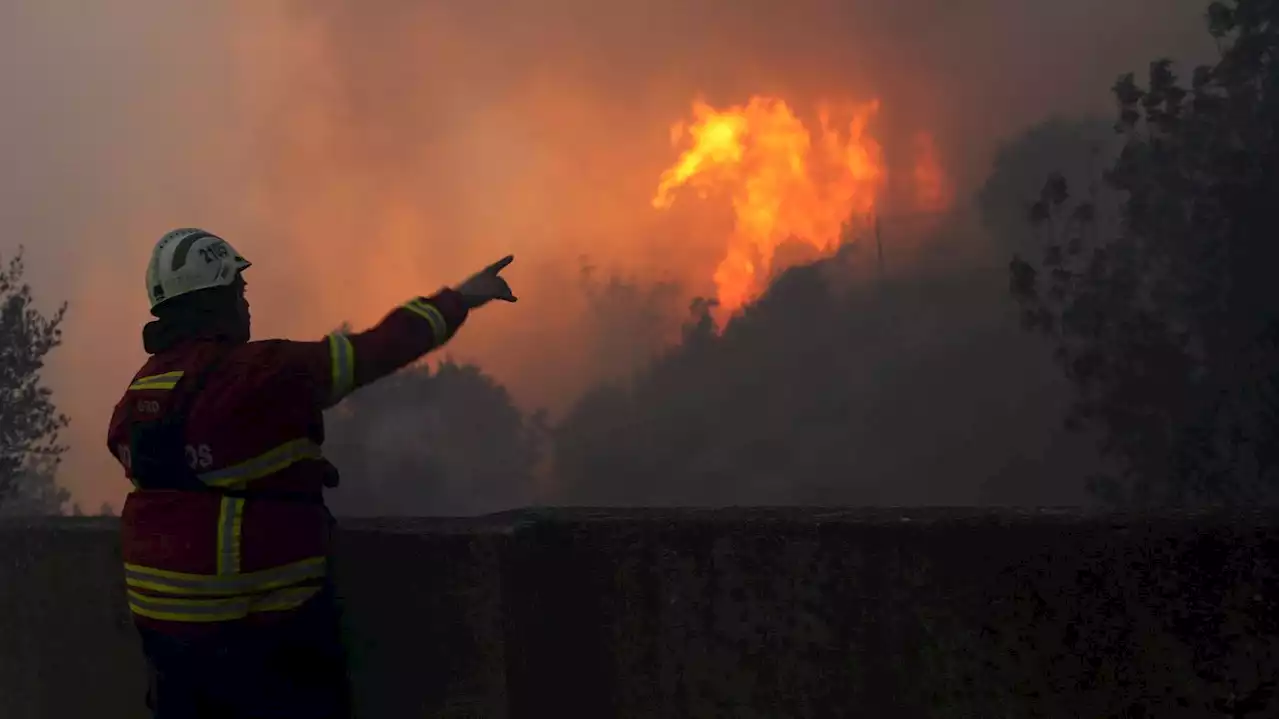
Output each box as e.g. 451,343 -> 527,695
454,255 -> 517,309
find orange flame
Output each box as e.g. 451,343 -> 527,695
653,96 -> 885,315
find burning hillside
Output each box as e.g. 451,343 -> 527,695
653,96 -> 950,317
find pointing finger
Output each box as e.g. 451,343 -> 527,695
487,255 -> 515,275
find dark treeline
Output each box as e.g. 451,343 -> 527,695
1,0 -> 1274,516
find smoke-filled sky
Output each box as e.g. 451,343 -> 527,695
2,0 -> 1212,510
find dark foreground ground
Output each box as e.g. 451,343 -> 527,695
0,508 -> 1275,718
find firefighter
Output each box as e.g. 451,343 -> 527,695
107,228 -> 516,718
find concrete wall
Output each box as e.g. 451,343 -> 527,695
0,509 -> 1275,718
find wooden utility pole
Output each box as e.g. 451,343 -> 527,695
874,214 -> 884,282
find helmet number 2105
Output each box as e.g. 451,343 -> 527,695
198,241 -> 230,264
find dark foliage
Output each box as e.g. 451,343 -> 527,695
551,254 -> 1096,507
1009,0 -> 1277,506
0,248 -> 69,512
324,359 -> 545,516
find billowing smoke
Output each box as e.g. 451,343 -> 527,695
1,0 -> 1214,511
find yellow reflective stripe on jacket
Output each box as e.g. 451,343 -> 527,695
194,438 -> 324,576
124,557 -> 327,597
128,370 -> 185,391
327,332 -> 355,403
216,496 -> 245,575
197,438 -> 323,489
127,585 -> 322,623
402,298 -> 449,344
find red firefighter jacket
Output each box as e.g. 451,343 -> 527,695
108,290 -> 468,635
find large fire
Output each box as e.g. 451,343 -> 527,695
654,96 -> 939,317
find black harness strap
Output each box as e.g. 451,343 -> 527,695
129,352 -> 229,492
129,350 -> 325,504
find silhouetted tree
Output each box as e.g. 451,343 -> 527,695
577,262 -> 685,382
1009,0 -> 1277,506
0,454 -> 69,516
324,359 -> 542,516
0,248 -> 69,512
978,117 -> 1121,254
553,255 -> 1096,507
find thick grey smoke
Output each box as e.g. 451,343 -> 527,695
1,0 -> 1214,511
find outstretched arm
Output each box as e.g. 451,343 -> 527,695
274,255 -> 517,409
323,288 -> 470,405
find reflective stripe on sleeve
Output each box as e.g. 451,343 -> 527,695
124,557 -> 327,597
127,584 -> 322,623
197,438 -> 323,488
327,332 -> 356,403
216,496 -> 245,576
128,371 -> 185,391
402,298 -> 449,344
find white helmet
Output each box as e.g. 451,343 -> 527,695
146,228 -> 251,310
